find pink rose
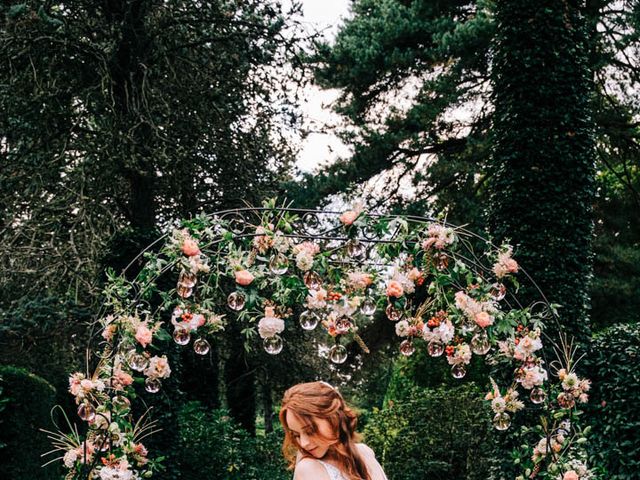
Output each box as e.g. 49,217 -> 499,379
386,280 -> 404,298
235,269 -> 254,286
474,311 -> 494,328
504,258 -> 519,274
135,325 -> 153,348
339,210 -> 358,226
563,471 -> 579,480
181,239 -> 200,257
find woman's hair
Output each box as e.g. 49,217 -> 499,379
279,381 -> 371,480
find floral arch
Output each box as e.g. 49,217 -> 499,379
46,200 -> 594,480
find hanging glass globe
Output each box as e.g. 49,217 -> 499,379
490,283 -> 506,301
303,271 -> 322,290
530,388 -> 547,404
329,344 -> 348,364
264,335 -> 284,355
173,327 -> 191,345
193,338 -> 211,355
385,304 -> 402,321
299,310 -> 319,331
77,403 -> 96,422
470,331 -> 491,355
346,240 -> 366,258
399,339 -> 415,356
144,377 -> 161,393
493,412 -> 511,430
360,297 -> 376,316
176,285 -> 193,298
451,364 -> 467,379
227,291 -> 246,311
427,340 -> 444,357
112,395 -> 131,412
269,253 -> 289,275
127,351 -> 149,372
178,271 -> 197,288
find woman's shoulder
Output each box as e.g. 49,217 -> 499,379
356,443 -> 376,457
294,456 -> 331,480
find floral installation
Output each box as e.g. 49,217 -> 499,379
44,199 -> 594,479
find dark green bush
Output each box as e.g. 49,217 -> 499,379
583,322 -> 640,479
176,401 -> 288,480
363,384 -> 492,480
0,365 -> 60,479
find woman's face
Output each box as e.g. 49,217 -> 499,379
286,410 -> 336,459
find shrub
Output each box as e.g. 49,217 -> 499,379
0,365 -> 60,479
176,401 -> 288,480
583,322 -> 640,479
363,383 -> 492,480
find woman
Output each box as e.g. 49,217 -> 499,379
279,381 -> 388,480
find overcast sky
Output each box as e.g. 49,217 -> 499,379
294,0 -> 352,173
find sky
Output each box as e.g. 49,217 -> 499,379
294,0 -> 352,173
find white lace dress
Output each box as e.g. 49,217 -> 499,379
317,460 -> 347,480
315,445 -> 388,480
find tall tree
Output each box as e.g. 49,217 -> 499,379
486,0 -> 596,342
0,0 -> 305,432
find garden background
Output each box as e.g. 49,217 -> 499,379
0,0 -> 639,479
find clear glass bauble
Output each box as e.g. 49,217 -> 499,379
346,240 -> 366,258
329,344 -> 348,364
263,335 -> 283,355
490,282 -> 506,301
144,377 -> 161,394
303,271 -> 322,290
399,339 -> 415,356
77,403 -> 96,422
227,291 -> 246,311
299,310 -> 319,331
193,338 -> 211,355
127,351 -> 149,372
112,395 -> 131,412
470,331 -> 491,355
173,327 -> 191,345
360,297 -> 376,316
530,388 -> 546,404
269,253 -> 289,275
451,363 -> 467,379
385,304 -> 402,321
176,285 -> 193,298
493,412 -> 511,430
427,340 -> 444,357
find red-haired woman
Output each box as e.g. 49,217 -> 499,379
279,381 -> 388,480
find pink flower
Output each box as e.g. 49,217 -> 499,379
135,324 -> 153,348
504,258 -> 518,274
113,369 -> 133,390
181,239 -> 200,257
386,280 -> 404,298
102,324 -> 117,342
234,269 -> 255,286
474,311 -> 494,328
340,210 -> 358,226
563,471 -> 579,480
347,272 -> 373,290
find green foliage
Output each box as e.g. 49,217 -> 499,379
175,401 -> 288,480
487,0 -> 596,343
0,366 -> 60,480
364,384 -> 492,480
583,323 -> 640,479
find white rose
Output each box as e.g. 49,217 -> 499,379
258,316 -> 285,339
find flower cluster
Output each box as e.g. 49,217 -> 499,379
421,223 -> 457,250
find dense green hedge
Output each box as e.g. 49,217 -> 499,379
0,365 -> 60,479
584,323 -> 640,479
363,384 -> 492,480
176,401 -> 288,480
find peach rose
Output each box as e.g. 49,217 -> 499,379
235,269 -> 255,286
563,471 -> 579,480
504,258 -> 519,274
135,324 -> 153,348
386,280 -> 404,298
474,311 -> 494,328
181,239 -> 200,257
339,210 -> 358,226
